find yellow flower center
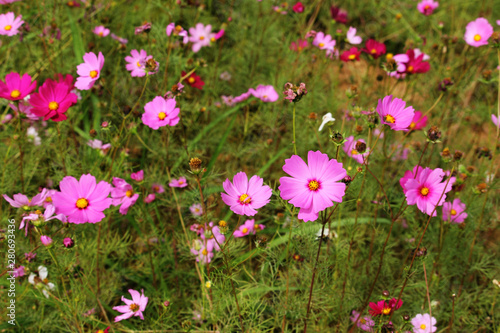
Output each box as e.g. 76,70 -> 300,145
97,330 -> 104,333
239,194 -> 251,204
5,25 -> 12,31
242,228 -> 248,234
409,122 -> 416,129
385,114 -> 396,123
199,36 -> 205,40
424,5 -> 430,9
386,53 -> 394,60
137,61 -> 141,67
68,1 -> 74,6
420,324 -> 426,329
371,49 -> 377,54
129,303 -> 140,312
360,318 -> 366,324
153,186 -> 159,191
308,180 -> 320,191
202,249 -> 208,255
407,65 -> 414,73
48,101 -> 59,110
46,197 -> 52,202
298,46 -> 303,51
10,90 -> 20,98
178,180 -> 184,185
450,209 -> 457,216
125,190 -> 133,198
35,210 -> 42,215
348,54 -> 356,60
351,149 -> 359,155
210,37 -> 215,42
89,70 -> 98,78
382,307 -> 391,315
98,32 -> 103,36
76,198 -> 89,209
473,34 -> 481,42
158,112 -> 167,120
318,43 -> 325,48
188,77 -> 195,84
420,187 -> 430,196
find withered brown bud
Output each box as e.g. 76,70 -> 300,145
492,32 -> 500,43
355,125 -> 363,134
403,314 -> 410,321
476,183 -> 487,193
376,75 -> 383,81
441,147 -> 451,158
466,166 -> 476,173
87,42 -> 95,50
266,138 -> 273,145
355,141 -> 367,153
330,131 -> 344,145
145,58 -> 158,72
475,147 -> 492,160
427,126 -> 441,142
189,157 -> 202,172
308,112 -> 318,120
89,129 -> 97,137
382,290 -> 390,297
412,246 -> 427,258
453,150 -> 464,161
122,105 -> 132,115
200,107 -> 206,112
482,70 -> 492,81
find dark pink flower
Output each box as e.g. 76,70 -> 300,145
362,39 -> 386,59
0,72 -> 36,101
292,2 -> 304,13
29,79 -> 78,122
340,47 -> 361,62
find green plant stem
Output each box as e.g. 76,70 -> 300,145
293,103 -> 297,155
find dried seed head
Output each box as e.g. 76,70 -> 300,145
189,158 -> 202,172
355,141 -> 367,154
427,126 -> 441,142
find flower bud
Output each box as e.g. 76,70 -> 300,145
40,235 -> 53,247
89,129 -> 97,137
63,237 -> 74,248
427,126 -> 441,142
189,157 -> 202,173
330,131 -> 344,145
355,141 -> 366,154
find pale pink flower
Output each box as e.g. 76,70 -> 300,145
221,172 -> 272,216
411,313 -> 437,333
312,31 -> 336,51
0,12 -> 23,36
169,177 -> 188,188
464,18 -> 493,47
3,189 -> 48,209
131,170 -> 144,182
188,23 -> 213,52
142,96 -> 180,130
249,85 -> 279,102
442,198 -> 467,223
233,219 -> 265,237
417,0 -> 439,15
93,25 -> 110,37
111,178 -> 139,215
346,27 -> 362,44
75,52 -> 104,90
113,289 -> 148,322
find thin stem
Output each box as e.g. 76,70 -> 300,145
423,262 -> 432,318
293,103 -> 297,155
96,222 -> 102,295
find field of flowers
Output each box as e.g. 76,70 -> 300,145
1,0 -> 499,332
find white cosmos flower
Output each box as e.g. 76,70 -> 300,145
346,27 -> 362,45
29,265 -> 55,298
318,112 -> 336,131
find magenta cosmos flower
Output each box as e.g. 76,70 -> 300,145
369,298 -> 402,316
151,183 -> 165,193
131,170 -> 144,182
290,39 -> 308,52
169,177 -> 188,188
343,136 -> 370,164
234,219 -> 265,237
376,95 -> 415,131
125,49 -> 156,77
350,310 -> 375,332
93,25 -> 110,37
75,52 -> 104,90
29,79 -> 78,122
111,178 -> 139,215
142,96 -> 180,130
403,167 -> 454,216
312,32 -> 336,51
249,85 -> 279,102
442,198 -> 467,223
0,72 -> 36,101
52,174 -> 112,224
113,289 -> 148,322
417,0 -> 438,15
221,172 -> 272,216
408,110 -> 428,131
188,23 -> 213,53
3,189 -> 48,209
411,313 -> 437,333
20,204 -> 67,236
464,18 -> 493,47
0,12 -> 23,36
362,39 -> 386,59
279,151 -> 347,222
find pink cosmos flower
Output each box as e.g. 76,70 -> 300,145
376,95 -> 415,131
340,47 -> 361,62
388,53 -> 410,79
405,49 -> 431,74
142,96 -> 180,130
111,178 -> 139,215
350,310 -> 375,332
9,100 -> 39,120
87,139 -> 111,154
408,110 -> 427,131
113,289 -> 148,322
191,240 -> 214,264
20,204 -> 67,236
290,39 -> 308,52
221,172 -> 272,216
330,6 -> 348,24
362,39 -> 386,59
400,165 -> 422,194
188,23 -> 213,53
233,219 -> 265,237
442,198 -> 467,223
411,313 -> 437,333
368,298 -> 402,316
403,167 -> 454,216
93,25 -> 110,37
63,237 -> 74,248
131,170 -> 144,182
0,72 -> 36,101
75,52 -> 105,90
110,33 -> 128,45
199,222 -> 226,250
169,177 -> 188,188
166,22 -> 189,43
346,27 -> 362,44
40,235 -> 53,246
279,151 -> 347,222
144,194 -> 155,203
492,114 -> 499,128
124,49 -> 158,77
0,0 -> 22,4
464,18 -> 493,47
0,12 -> 23,36
151,183 -> 165,193
343,136 -> 370,164
52,174 -> 112,224
3,189 -> 48,209
312,32 -> 336,51
29,79 -> 78,122
417,0 -> 439,15
190,203 -> 203,216
12,266 -> 25,278
249,85 -> 279,102
135,22 -> 151,35
292,2 -> 304,13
